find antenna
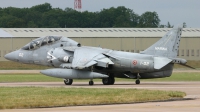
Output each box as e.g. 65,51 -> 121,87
74,0 -> 82,12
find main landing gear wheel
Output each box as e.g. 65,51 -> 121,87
102,78 -> 109,85
102,75 -> 115,85
64,79 -> 73,85
89,80 -> 94,85
110,77 -> 115,85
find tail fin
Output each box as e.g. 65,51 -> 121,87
141,24 -> 183,58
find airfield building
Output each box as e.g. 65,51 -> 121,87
0,28 -> 200,61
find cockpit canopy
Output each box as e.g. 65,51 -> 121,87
22,36 -> 62,50
22,36 -> 81,50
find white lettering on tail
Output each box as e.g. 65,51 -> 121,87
155,47 -> 167,51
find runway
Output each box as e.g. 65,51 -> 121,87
1,81 -> 200,112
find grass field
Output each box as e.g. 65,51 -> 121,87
0,87 -> 185,109
0,72 -> 200,82
1,60 -> 200,70
0,61 -> 49,70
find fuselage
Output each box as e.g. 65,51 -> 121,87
4,36 -> 173,79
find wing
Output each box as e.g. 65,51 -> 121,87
72,47 -> 114,69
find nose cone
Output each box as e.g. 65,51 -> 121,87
4,51 -> 18,61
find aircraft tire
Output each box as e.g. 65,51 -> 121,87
64,79 -> 73,85
102,76 -> 115,85
89,81 -> 94,85
102,78 -> 111,85
135,79 -> 140,84
110,77 -> 115,85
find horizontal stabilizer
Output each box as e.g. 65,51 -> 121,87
154,57 -> 172,69
179,64 -> 196,69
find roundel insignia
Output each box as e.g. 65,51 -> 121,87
133,60 -> 137,65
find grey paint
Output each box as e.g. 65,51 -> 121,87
4,25 -> 192,85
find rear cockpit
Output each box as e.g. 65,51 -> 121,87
22,36 -> 62,50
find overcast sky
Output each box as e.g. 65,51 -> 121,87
0,0 -> 199,28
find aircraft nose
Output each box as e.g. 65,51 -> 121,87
4,51 -> 18,61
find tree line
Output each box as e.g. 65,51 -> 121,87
0,3 -> 184,28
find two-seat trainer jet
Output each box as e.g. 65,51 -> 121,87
5,25 -> 193,85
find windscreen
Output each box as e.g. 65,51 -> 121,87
22,36 -> 62,50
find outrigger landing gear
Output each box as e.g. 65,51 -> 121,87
135,79 -> 140,84
89,79 -> 94,85
102,74 -> 115,85
64,79 -> 73,85
135,73 -> 141,84
89,66 -> 94,86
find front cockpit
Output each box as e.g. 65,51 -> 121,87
22,36 -> 62,50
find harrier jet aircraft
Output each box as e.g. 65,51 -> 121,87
5,25 -> 192,85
